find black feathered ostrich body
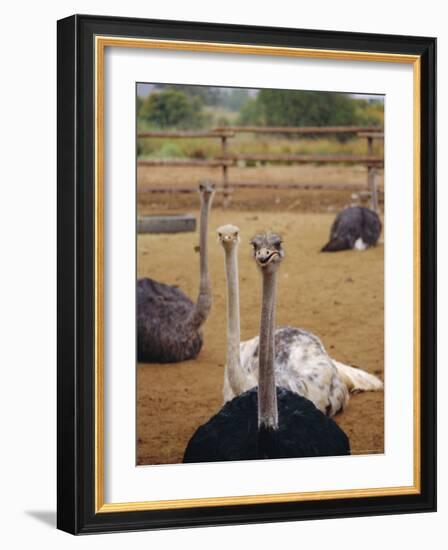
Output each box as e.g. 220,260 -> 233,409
137,183 -> 215,363
183,232 -> 350,463
321,206 -> 382,252
183,387 -> 349,461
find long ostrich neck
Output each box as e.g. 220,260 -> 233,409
258,268 -> 279,430
223,243 -> 247,394
188,194 -> 212,330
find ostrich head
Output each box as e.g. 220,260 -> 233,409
198,181 -> 215,202
250,232 -> 284,273
217,224 -> 240,249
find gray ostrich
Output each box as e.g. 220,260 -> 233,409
321,206 -> 382,252
322,171 -> 382,252
137,182 -> 215,363
217,225 -> 383,416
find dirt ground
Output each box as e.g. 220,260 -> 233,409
137,164 -> 384,215
137,180 -> 384,464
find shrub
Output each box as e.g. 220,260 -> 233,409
158,142 -> 184,158
139,89 -> 206,129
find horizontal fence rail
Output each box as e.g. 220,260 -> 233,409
357,131 -> 384,139
138,182 -> 387,193
217,154 -> 383,164
137,126 -> 384,207
137,130 -> 235,139
212,125 -> 380,135
138,159 -> 233,167
138,186 -> 233,194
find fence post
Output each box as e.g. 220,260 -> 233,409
221,135 -> 229,207
368,166 -> 379,212
366,135 -> 379,212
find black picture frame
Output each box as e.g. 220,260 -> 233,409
57,14 -> 436,535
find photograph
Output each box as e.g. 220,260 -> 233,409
135,83 -> 385,465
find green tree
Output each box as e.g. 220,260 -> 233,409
154,84 -> 222,106
136,95 -> 143,117
220,89 -> 250,111
354,98 -> 384,127
138,89 -> 205,129
237,97 -> 266,125
238,90 -> 359,127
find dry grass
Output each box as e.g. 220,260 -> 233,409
137,134 -> 384,160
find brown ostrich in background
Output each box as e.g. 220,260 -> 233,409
137,182 -> 215,363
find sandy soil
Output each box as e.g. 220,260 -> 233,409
137,205 -> 384,465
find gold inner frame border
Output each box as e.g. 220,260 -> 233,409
94,35 -> 421,513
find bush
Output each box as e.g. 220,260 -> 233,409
216,116 -> 230,127
354,99 -> 384,126
158,142 -> 184,158
139,89 -> 206,129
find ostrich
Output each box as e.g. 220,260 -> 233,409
183,232 -> 350,462
322,167 -> 382,252
217,225 -> 382,416
137,182 -> 215,363
321,206 -> 382,252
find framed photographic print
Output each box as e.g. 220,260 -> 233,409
57,14 -> 436,534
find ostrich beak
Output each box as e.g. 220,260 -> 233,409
255,248 -> 279,266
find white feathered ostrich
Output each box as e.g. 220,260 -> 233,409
217,224 -> 383,416
183,232 -> 350,463
137,182 -> 215,363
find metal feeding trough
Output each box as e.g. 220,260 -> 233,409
137,214 -> 196,234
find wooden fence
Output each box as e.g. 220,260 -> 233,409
137,126 -> 384,207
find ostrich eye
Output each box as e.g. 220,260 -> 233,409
250,236 -> 262,250
218,233 -> 222,238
